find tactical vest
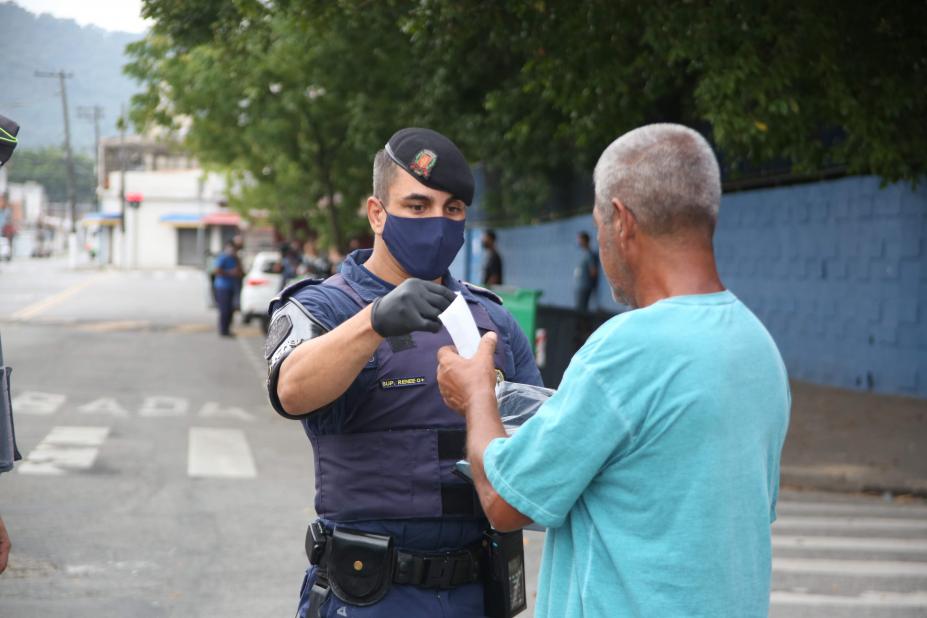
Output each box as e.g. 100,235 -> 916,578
308,274 -> 513,523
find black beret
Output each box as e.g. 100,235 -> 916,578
385,127 -> 474,205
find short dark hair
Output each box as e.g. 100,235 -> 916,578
484,229 -> 496,242
373,149 -> 400,203
578,231 -> 590,243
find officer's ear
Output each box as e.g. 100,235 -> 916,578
367,196 -> 387,235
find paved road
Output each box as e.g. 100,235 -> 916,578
1,258 -> 925,616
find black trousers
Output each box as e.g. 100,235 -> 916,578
215,287 -> 234,335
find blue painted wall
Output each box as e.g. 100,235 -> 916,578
463,176 -> 927,399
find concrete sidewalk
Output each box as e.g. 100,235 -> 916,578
780,380 -> 927,496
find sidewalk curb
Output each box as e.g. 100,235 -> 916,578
781,470 -> 927,499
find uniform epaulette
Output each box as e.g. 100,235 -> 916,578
461,281 -> 503,305
269,277 -> 326,314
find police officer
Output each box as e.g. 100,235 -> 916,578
265,128 -> 543,618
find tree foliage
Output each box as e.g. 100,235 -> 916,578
126,0 -> 926,241
5,147 -> 96,204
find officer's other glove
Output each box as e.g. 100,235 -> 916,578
371,278 -> 457,337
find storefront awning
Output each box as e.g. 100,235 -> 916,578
81,212 -> 122,227
202,212 -> 241,226
159,213 -> 202,228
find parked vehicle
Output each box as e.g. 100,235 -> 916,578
240,251 -> 282,333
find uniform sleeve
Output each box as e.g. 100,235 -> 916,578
483,354 -> 632,528
290,285 -> 344,331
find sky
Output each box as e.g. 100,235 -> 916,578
14,0 -> 151,33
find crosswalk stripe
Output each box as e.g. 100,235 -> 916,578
771,590 -> 927,608
773,557 -> 927,577
17,426 -> 110,475
774,515 -> 927,533
187,427 -> 257,479
773,535 -> 927,553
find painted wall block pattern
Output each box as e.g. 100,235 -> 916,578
489,176 -> 926,398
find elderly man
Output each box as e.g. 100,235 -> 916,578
438,123 -> 790,617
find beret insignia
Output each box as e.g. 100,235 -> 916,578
409,149 -> 437,179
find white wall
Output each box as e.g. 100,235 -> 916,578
7,182 -> 47,224
100,168 -> 229,269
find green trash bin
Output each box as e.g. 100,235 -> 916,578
492,287 -> 542,351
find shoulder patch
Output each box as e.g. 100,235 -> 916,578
461,281 -> 503,305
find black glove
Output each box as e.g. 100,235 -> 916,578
370,278 -> 457,337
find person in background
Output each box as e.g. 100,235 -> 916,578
327,245 -> 344,274
301,238 -> 331,279
279,241 -> 301,288
231,234 -> 245,313
574,230 -> 599,312
481,229 -> 503,286
437,123 -> 790,618
213,240 -> 243,337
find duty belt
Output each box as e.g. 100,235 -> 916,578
304,521 -> 527,617
393,545 -> 482,588
307,521 -> 481,590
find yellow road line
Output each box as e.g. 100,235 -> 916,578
75,320 -> 150,333
10,274 -> 109,321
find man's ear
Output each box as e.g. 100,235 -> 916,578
367,197 -> 386,234
611,197 -> 635,239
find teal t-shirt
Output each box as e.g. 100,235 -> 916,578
484,291 -> 790,618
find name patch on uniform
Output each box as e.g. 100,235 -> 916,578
380,376 -> 427,390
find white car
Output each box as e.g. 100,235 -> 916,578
240,251 -> 283,333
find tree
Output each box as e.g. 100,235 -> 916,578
127,0 -> 927,231
126,0 -> 419,249
5,147 -> 96,204
404,1 -> 926,212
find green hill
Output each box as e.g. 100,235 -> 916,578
0,1 -> 142,154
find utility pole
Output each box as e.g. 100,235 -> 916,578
78,105 -> 103,210
117,105 -> 128,268
35,70 -> 77,233
36,70 -> 78,266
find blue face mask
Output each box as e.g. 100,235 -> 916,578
381,209 -> 465,280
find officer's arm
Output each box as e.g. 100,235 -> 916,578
273,278 -> 455,416
276,305 -> 382,415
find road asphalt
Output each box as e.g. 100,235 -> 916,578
0,257 -> 924,617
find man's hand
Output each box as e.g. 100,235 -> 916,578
371,279 -> 456,337
438,332 -> 533,531
0,515 -> 10,574
437,332 -> 498,414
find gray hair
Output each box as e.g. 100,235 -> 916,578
372,149 -> 399,203
593,124 -> 721,235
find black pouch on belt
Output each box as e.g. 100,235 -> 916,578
482,529 -> 528,618
326,527 -> 394,606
